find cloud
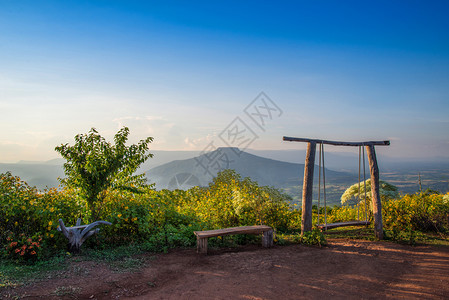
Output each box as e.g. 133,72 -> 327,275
182,133 -> 218,150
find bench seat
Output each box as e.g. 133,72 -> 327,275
318,220 -> 370,230
194,225 -> 273,254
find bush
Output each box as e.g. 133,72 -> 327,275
182,170 -> 295,231
383,191 -> 449,233
323,201 -> 371,225
301,228 -> 327,247
3,233 -> 43,263
0,172 -> 88,259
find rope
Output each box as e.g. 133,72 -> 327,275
322,143 -> 327,228
358,146 -> 361,221
317,142 -> 322,226
363,146 -> 368,222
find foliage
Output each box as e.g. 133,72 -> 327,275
95,189 -> 156,245
0,255 -> 67,289
300,228 -> 327,247
55,127 -> 153,220
0,172 -> 39,239
384,227 -> 420,245
3,233 -> 43,263
341,179 -> 398,205
329,190 -> 449,243
275,228 -> 327,247
0,172 -> 88,259
180,170 -> 298,231
2,163 -> 449,265
383,191 -> 449,233
324,200 -> 371,224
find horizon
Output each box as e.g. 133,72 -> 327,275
1,1 -> 448,163
3,146 -> 449,165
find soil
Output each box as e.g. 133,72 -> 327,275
2,239 -> 449,299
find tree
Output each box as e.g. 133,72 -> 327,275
55,127 -> 153,220
341,179 -> 399,205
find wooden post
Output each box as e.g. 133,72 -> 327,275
366,145 -> 383,240
197,237 -> 208,254
262,230 -> 274,247
302,142 -> 316,234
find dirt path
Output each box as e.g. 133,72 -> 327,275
2,239 -> 449,299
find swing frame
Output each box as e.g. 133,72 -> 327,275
283,136 -> 390,239
316,144 -> 370,231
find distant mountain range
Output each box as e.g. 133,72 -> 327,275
146,147 -> 347,187
1,148 -> 448,205
145,147 -> 360,204
0,162 -> 65,189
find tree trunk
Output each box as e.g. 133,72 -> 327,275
366,145 -> 383,239
301,142 -> 316,234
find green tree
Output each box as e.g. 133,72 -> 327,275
55,127 -> 153,220
341,179 -> 399,205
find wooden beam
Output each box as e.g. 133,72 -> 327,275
283,136 -> 390,147
318,221 -> 370,230
366,145 -> 384,240
301,142 -> 316,234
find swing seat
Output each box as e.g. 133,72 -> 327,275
318,220 -> 370,230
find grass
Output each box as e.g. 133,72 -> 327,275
320,225 -> 449,246
81,244 -> 147,262
0,243 -> 154,291
108,256 -> 147,273
0,256 -> 68,289
322,226 -> 378,240
52,285 -> 82,298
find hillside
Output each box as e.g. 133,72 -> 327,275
145,147 -> 355,204
1,149 -> 447,205
0,162 -> 64,189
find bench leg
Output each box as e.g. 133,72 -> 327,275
262,230 -> 273,248
197,237 -> 208,254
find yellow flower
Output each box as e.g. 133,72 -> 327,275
50,207 -> 54,212
50,234 -> 54,238
125,206 -> 128,210
48,221 -> 53,226
133,217 -> 137,221
117,214 -> 122,218
21,206 -> 26,210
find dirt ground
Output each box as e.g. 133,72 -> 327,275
2,239 -> 449,299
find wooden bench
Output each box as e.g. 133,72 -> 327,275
194,225 -> 273,254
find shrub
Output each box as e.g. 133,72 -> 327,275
301,228 -> 327,247
324,201 -> 371,225
3,232 -> 43,263
183,170 -> 295,231
383,191 -> 449,233
0,172 -> 89,259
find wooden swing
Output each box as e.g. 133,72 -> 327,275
283,136 -> 390,239
316,143 -> 370,231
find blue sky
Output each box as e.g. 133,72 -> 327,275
1,0 -> 448,162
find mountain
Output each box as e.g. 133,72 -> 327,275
0,151 -> 201,191
0,162 -> 64,189
145,147 -> 355,203
1,149 -> 447,203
